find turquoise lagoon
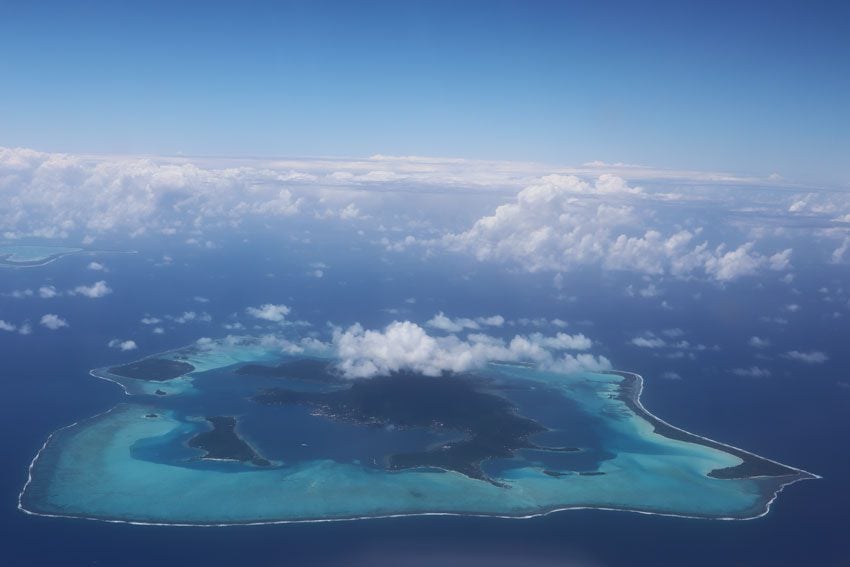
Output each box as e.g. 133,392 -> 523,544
0,245 -> 84,267
19,337 -> 817,525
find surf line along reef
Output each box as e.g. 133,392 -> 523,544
19,337 -> 818,525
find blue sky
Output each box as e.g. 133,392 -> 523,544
1,0 -> 848,184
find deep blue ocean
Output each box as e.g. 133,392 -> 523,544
1,233 -> 848,566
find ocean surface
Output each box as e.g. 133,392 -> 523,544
1,235 -> 847,565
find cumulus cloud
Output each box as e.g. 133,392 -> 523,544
748,336 -> 771,348
71,280 -> 112,298
331,321 -> 609,379
166,311 -> 211,324
5,289 -> 33,298
525,331 -> 592,350
832,238 -> 850,264
0,147 -> 311,239
40,314 -> 68,330
108,339 -> 138,351
38,285 -> 60,299
478,315 -> 505,327
4,147 -> 595,240
733,366 -> 772,377
87,261 -> 107,271
784,350 -> 829,364
630,335 -> 667,348
0,320 -> 16,332
629,332 -> 709,354
246,303 -> 291,322
440,175 -> 792,282
425,312 -> 505,333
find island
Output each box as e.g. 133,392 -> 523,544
188,416 -> 270,467
0,245 -> 83,268
18,336 -> 819,525
253,373 -> 545,482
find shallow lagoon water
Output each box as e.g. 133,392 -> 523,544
0,244 -> 84,267
19,338 -> 816,525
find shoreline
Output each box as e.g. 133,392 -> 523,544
607,370 -> 821,481
0,248 -> 137,269
18,367 -> 820,527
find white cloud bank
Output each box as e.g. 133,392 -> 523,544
439,174 -> 793,282
4,145 -> 840,282
331,320 -> 609,379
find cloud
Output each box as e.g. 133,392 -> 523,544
478,315 -> 505,327
108,339 -> 138,351
87,261 -> 107,271
629,332 -> 710,355
331,321 -> 610,379
246,303 -> 291,322
40,314 -> 68,330
630,335 -> 667,348
71,280 -> 112,298
38,285 -> 60,299
524,332 -> 592,350
5,289 -> 33,298
784,350 -> 829,364
832,238 -> 850,263
733,366 -> 772,377
425,312 -> 505,333
748,336 -> 771,348
338,203 -> 363,220
426,312 -> 473,332
166,311 -> 211,324
0,320 -> 16,332
440,175 -> 792,282
141,316 -> 162,325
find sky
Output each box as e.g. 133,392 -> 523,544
0,0 -> 848,185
